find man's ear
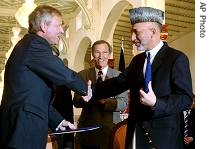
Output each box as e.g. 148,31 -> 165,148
40,21 -> 47,33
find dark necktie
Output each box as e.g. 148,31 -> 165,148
145,52 -> 151,93
97,70 -> 103,83
184,110 -> 189,137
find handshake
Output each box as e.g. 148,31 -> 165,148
82,80 -> 93,102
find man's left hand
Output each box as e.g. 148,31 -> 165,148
139,82 -> 156,106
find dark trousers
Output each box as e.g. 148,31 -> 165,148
80,145 -> 100,149
55,134 -> 74,149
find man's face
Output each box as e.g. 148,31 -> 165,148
131,22 -> 154,51
92,43 -> 111,70
44,15 -> 64,45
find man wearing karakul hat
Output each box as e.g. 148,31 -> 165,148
92,6 -> 193,149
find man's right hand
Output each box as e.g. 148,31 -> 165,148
82,80 -> 92,102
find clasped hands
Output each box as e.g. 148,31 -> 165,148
82,80 -> 93,102
82,81 -> 157,107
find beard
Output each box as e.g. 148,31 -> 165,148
133,42 -> 146,52
136,44 -> 146,52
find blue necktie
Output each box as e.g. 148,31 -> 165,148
145,52 -> 151,93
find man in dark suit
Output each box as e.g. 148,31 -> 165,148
93,7 -> 194,149
0,5 -> 87,149
73,40 -> 128,149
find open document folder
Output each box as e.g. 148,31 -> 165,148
49,125 -> 101,135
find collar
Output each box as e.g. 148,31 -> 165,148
146,41 -> 163,63
95,66 -> 108,76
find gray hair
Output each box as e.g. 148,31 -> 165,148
129,7 -> 164,25
28,5 -> 62,34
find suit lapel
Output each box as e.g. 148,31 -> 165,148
89,68 -> 97,83
105,67 -> 113,80
137,52 -> 146,81
152,42 -> 168,74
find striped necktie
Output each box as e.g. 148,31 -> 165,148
184,110 -> 190,137
145,52 -> 151,93
97,70 -> 103,83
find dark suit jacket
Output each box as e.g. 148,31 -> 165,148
0,33 -> 87,149
73,67 -> 128,149
53,86 -> 74,148
94,42 -> 194,149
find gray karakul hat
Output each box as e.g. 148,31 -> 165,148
129,7 -> 164,25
